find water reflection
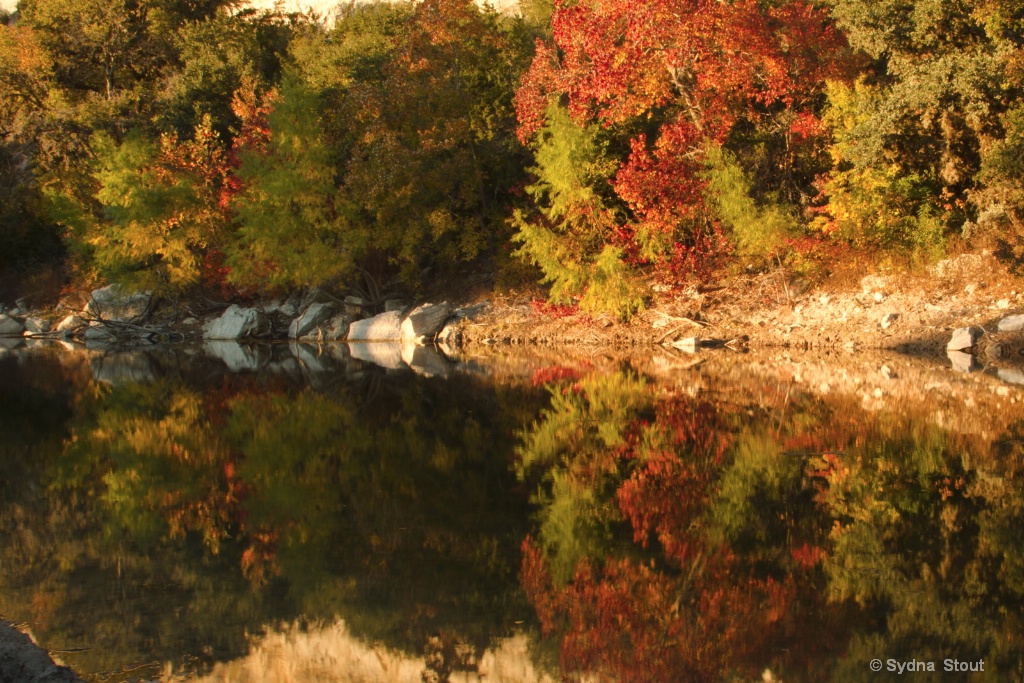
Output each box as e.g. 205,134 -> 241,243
518,365 -> 1024,682
2,345 -> 1024,682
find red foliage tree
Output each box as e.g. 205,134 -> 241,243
515,0 -> 847,284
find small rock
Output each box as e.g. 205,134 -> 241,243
998,298 -> 1011,309
881,365 -> 897,379
964,283 -> 977,295
400,303 -> 451,343
947,350 -> 980,373
998,314 -> 1024,332
947,326 -> 985,352
384,299 -> 408,313
873,292 -> 886,303
0,314 -> 25,336
880,312 -> 899,330
23,318 -> 51,335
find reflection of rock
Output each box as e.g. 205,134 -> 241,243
0,314 -> 24,336
998,314 -> 1024,332
947,350 -> 980,373
401,342 -> 450,377
90,353 -> 155,385
290,343 -> 334,374
437,321 -> 462,355
204,342 -> 271,372
86,284 -> 151,322
947,326 -> 985,352
400,303 -> 450,343
290,303 -> 335,339
348,342 -> 405,370
188,619 -> 556,683
998,368 -> 1024,385
0,337 -> 22,352
82,324 -> 116,346
348,311 -> 403,341
204,306 -> 270,340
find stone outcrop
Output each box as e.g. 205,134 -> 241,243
400,303 -> 450,343
0,314 -> 24,336
204,305 -> 270,340
289,303 -> 335,339
347,310 -> 403,341
86,284 -> 151,322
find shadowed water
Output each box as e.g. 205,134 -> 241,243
3,342 -> 1024,682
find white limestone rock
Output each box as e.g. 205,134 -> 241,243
0,314 -> 24,336
86,284 -> 151,322
946,326 -> 984,352
347,311 -> 403,341
400,303 -> 450,343
289,303 -> 335,339
204,305 -> 270,340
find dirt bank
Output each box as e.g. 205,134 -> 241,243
457,252 -> 1024,361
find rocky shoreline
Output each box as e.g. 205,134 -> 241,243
3,253 -> 1024,382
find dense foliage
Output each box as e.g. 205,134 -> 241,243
1,0 -> 1024,311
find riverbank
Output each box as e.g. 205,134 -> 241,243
457,252 -> 1022,351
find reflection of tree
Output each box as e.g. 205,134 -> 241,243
517,370 -> 792,682
518,370 -> 1024,682
1,358 -> 545,678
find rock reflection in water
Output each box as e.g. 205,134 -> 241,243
187,621 -> 557,683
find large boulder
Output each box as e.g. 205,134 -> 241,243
204,305 -> 270,340
0,314 -> 24,336
347,310 -> 403,341
400,303 -> 450,343
86,284 -> 151,322
946,326 -> 985,352
289,303 -> 335,339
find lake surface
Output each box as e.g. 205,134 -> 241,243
2,341 -> 1024,682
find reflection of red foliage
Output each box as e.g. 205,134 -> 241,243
531,365 -> 586,387
617,398 -> 730,565
522,539 -> 793,682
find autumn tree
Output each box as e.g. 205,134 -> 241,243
514,0 -> 847,315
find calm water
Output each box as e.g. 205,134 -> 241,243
2,342 -> 1024,682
